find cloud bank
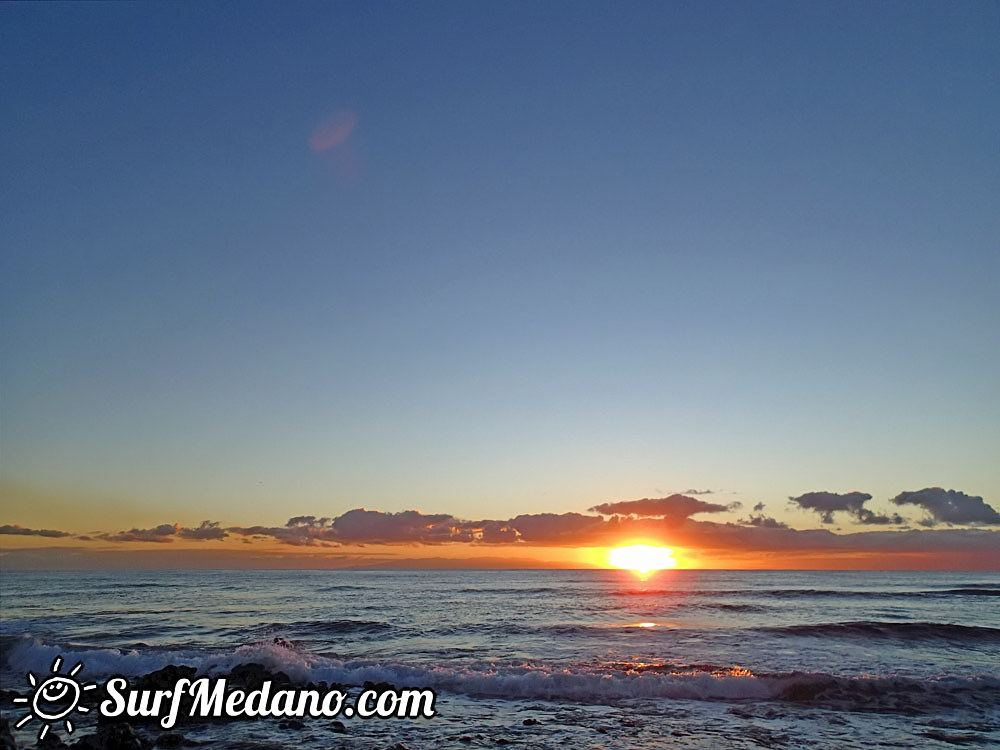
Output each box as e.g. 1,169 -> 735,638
3,488 -> 996,564
0,524 -> 72,539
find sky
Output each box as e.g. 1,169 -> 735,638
2,1 -> 998,569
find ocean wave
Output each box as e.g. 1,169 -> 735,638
248,619 -> 395,638
758,621 -> 1000,643
608,587 -> 1000,600
607,588 -> 889,598
934,589 -> 1000,597
454,587 -> 566,595
5,636 -> 998,714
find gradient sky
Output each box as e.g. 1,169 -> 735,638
2,1 -> 998,568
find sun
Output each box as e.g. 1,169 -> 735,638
13,656 -> 97,741
608,545 -> 677,574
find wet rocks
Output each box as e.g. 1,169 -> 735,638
228,664 -> 292,691
1,717 -> 17,750
361,681 -> 397,694
133,667 -> 197,694
68,722 -> 145,750
35,734 -> 68,750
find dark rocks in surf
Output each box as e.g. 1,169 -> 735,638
228,664 -> 292,690
134,667 -> 197,693
1,716 -> 16,750
70,722 -> 146,750
361,681 -> 397,695
35,734 -> 68,750
152,734 -> 199,748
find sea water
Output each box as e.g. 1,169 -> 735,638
1,569 -> 998,748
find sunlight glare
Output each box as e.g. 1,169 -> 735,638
608,545 -> 677,574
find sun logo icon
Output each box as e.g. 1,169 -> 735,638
12,656 -> 98,741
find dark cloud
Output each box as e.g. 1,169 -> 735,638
95,522 -> 228,543
287,516 -> 332,528
230,512 -> 519,546
177,521 -> 228,541
683,489 -> 715,496
0,524 -> 72,538
855,509 -> 906,526
739,514 -> 789,530
96,523 -> 178,543
228,517 -> 339,546
753,502 -> 766,512
589,494 -> 736,521
788,491 -> 902,525
507,513 -> 606,544
333,509 -> 469,544
890,488 -> 1000,526
476,521 -> 519,544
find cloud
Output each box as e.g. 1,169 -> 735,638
739,514 -> 789,529
177,521 -> 228,541
333,509 -> 470,544
506,513 -> 606,544
229,517 -> 340,547
890,488 -> 1000,526
94,522 -> 228,543
683,489 -> 715,496
589,494 -> 737,521
96,523 -> 180,543
788,491 -> 903,525
0,524 -> 72,539
6,487 -> 994,563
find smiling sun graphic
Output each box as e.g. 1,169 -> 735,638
13,656 -> 98,741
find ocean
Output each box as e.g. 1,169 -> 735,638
1,569 -> 998,749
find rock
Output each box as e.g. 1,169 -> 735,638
329,721 -> 346,733
228,664 -> 292,690
35,734 -> 69,749
153,734 -> 186,749
134,666 -> 197,693
361,681 -> 396,694
0,716 -> 16,750
69,734 -> 100,750
276,720 -> 305,730
522,718 -> 539,726
95,722 -> 144,750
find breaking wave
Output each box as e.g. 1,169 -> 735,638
4,635 -> 997,715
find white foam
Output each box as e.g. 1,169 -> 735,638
5,635 -> 997,708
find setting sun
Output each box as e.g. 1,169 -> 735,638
608,545 -> 677,573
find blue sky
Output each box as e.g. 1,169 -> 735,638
2,1 -> 998,539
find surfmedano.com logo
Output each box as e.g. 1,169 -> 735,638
13,657 -> 99,741
13,655 -> 436,740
